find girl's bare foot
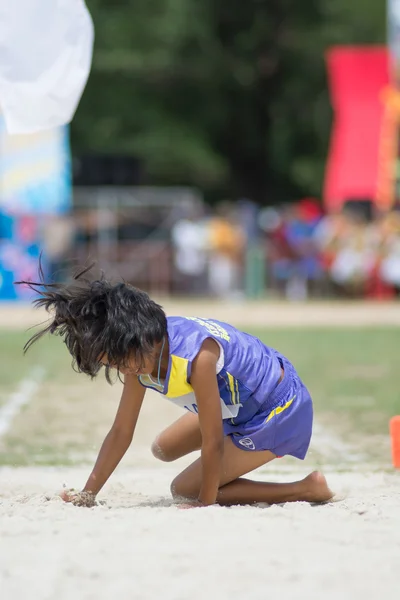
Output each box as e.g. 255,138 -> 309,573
302,471 -> 334,503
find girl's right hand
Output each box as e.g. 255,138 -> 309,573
58,488 -> 97,507
59,489 -> 73,503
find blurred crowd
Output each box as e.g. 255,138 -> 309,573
171,198 -> 400,300
263,200 -> 400,300
171,201 -> 246,299
39,198 -> 400,300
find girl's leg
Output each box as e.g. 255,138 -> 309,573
151,412 -> 202,462
171,436 -> 333,505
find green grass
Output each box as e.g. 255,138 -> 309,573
2,326 -> 399,427
0,329 -> 76,395
1,327 -> 399,466
250,327 -> 400,435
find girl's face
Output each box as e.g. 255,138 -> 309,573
99,340 -> 165,377
99,353 -> 157,376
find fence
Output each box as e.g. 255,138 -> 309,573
66,186 -> 203,295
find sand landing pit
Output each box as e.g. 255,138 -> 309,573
1,300 -> 399,599
1,466 -> 399,600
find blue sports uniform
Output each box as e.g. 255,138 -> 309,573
139,316 -> 313,459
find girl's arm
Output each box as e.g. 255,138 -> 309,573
190,338 -> 224,506
64,374 -> 146,501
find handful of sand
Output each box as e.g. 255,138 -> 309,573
64,489 -> 97,507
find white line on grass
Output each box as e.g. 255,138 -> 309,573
0,367 -> 46,438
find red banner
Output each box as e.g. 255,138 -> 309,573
324,47 -> 389,211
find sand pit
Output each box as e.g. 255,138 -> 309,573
1,465 -> 399,600
1,301 -> 399,599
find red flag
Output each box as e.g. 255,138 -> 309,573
324,47 -> 389,211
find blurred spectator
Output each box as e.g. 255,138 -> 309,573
236,198 -> 260,243
171,205 -> 208,295
208,201 -> 245,299
313,209 -> 345,269
284,199 -> 323,300
260,205 -> 298,297
378,210 -> 400,295
261,199 -> 323,300
327,209 -> 378,296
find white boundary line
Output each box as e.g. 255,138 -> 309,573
0,367 -> 45,438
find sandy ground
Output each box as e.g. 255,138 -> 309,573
1,464 -> 399,600
1,393 -> 400,600
1,300 -> 400,600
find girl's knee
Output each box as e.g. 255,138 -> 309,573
170,474 -> 199,500
151,436 -> 172,462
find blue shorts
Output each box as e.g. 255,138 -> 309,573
224,356 -> 313,460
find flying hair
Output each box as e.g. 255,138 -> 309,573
15,262 -> 167,383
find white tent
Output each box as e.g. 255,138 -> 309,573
0,0 -> 93,134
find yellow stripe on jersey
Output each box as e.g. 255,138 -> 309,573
165,355 -> 193,398
227,372 -> 237,404
235,379 -> 240,404
265,395 -> 296,423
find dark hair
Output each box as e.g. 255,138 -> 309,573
16,265 -> 167,383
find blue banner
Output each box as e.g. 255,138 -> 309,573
0,121 -> 71,300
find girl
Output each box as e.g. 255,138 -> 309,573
20,268 -> 333,507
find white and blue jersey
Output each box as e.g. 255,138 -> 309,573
139,316 -> 313,459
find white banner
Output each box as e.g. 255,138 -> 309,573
0,0 -> 94,135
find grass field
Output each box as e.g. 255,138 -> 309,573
1,325 -> 399,467
1,304 -> 400,600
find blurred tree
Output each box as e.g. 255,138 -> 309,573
71,0 -> 385,203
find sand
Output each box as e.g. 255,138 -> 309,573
0,464 -> 399,600
1,299 -> 400,329
1,300 -> 400,599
